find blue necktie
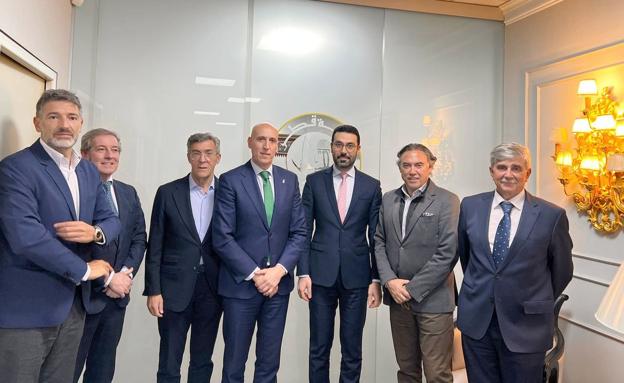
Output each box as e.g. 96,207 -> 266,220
492,201 -> 513,267
103,181 -> 118,216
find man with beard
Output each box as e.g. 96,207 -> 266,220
0,89 -> 119,383
297,124 -> 382,383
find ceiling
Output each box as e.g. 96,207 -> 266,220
317,0 -> 561,24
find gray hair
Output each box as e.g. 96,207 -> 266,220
81,128 -> 121,153
490,142 -> 532,169
36,89 -> 82,117
396,143 -> 437,167
187,132 -> 221,154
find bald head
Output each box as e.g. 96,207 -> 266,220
248,122 -> 279,169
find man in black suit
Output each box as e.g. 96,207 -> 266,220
73,128 -> 147,383
144,133 -> 223,383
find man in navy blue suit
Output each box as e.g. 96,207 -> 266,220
0,89 -> 119,383
213,122 -> 307,383
297,125 -> 382,383
457,143 -> 573,383
144,133 -> 223,383
73,128 -> 147,383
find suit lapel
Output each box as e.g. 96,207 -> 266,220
499,192 -> 540,270
115,182 -> 128,224
33,142 -> 77,220
478,192 -> 496,271
242,162 -> 269,230
343,169 -> 362,224
173,176 -> 202,244
201,176 -> 218,246
390,191 -> 403,242
402,185 -> 434,242
272,166 -> 289,230
322,167 -> 342,224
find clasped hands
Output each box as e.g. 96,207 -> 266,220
104,268 -> 134,299
253,266 -> 286,298
386,278 -> 412,306
297,278 -> 382,308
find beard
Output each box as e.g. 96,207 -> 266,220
45,135 -> 78,150
334,154 -> 356,170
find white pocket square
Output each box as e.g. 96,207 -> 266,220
422,212 -> 435,217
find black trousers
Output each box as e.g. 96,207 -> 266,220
74,299 -> 126,383
157,268 -> 223,383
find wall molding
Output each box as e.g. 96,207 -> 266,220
573,273 -> 610,288
573,252 -> 621,267
0,29 -> 56,88
501,0 -> 563,25
560,315 -> 624,344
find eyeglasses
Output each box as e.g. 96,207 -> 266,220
332,142 -> 358,151
189,150 -> 217,160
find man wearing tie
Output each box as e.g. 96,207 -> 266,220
74,128 -> 147,383
457,143 -> 573,383
213,122 -> 307,383
144,133 -> 223,383
375,143 -> 459,383
0,89 -> 118,383
297,125 -> 382,383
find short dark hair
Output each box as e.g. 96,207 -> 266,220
396,143 -> 437,166
36,89 -> 82,117
332,125 -> 360,145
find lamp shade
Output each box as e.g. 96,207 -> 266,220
616,120 -> 624,137
555,151 -> 573,167
580,155 -> 601,171
596,263 -> 624,333
572,118 -> 591,133
607,154 -> 624,172
593,114 -> 617,130
578,79 -> 598,95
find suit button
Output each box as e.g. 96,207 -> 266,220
489,297 -> 494,303
193,266 -> 197,271
495,274 -> 500,280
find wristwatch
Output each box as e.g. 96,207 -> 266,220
94,225 -> 104,244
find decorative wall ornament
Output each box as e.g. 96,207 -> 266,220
553,79 -> 624,233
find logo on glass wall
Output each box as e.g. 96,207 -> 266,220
273,113 -> 342,187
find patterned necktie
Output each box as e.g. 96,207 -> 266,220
337,172 -> 348,223
492,201 -> 513,266
103,181 -> 118,216
260,171 -> 274,226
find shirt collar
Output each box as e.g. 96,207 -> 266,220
493,189 -> 525,210
39,138 -> 81,169
332,165 -> 356,178
250,160 -> 273,177
189,174 -> 215,193
400,180 -> 428,199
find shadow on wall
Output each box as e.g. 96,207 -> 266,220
1,117 -> 19,160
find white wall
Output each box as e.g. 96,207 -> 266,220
503,1 -> 624,381
0,0 -> 73,87
71,0 -> 503,381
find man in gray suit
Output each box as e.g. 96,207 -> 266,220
375,143 -> 459,383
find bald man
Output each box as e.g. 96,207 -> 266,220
212,123 -> 307,383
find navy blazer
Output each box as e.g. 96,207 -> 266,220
298,167 -> 382,289
143,175 -> 219,312
212,161 -> 307,299
457,191 -> 573,353
88,180 -> 147,313
0,140 -> 120,328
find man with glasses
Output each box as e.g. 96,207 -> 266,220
143,133 -> 223,383
297,124 -> 382,383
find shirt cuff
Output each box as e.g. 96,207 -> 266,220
298,275 -> 310,279
245,267 -> 261,281
81,264 -> 91,283
121,266 -> 133,279
104,270 -> 116,288
277,263 -> 288,275
371,279 -> 381,284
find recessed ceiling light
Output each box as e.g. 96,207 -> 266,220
195,76 -> 235,87
258,27 -> 323,56
227,97 -> 245,103
216,122 -> 237,126
193,111 -> 220,116
245,97 -> 261,103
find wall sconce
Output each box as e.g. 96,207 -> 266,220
553,79 -> 624,233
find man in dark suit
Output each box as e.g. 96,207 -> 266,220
212,122 -> 307,383
375,143 -> 459,383
73,128 -> 147,383
0,89 -> 118,383
144,133 -> 223,383
297,125 -> 382,383
457,142 -> 573,383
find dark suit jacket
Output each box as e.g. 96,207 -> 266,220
88,180 -> 146,313
457,191 -> 573,353
212,161 -> 307,299
297,167 -> 381,289
143,175 -> 219,312
375,181 -> 460,313
0,140 -> 120,328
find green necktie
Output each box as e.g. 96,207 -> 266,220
260,171 -> 274,226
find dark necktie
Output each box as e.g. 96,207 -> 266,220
492,201 -> 513,267
103,181 -> 119,216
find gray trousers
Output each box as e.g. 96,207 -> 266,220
0,293 -> 85,383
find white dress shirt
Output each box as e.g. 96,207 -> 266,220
488,190 -> 525,253
400,182 -> 428,240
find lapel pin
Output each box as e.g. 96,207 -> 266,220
282,179 -> 285,184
